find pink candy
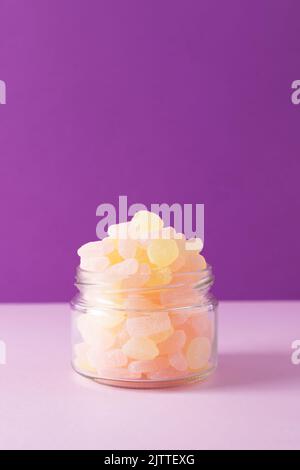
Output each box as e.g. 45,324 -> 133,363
126,312 -> 171,338
158,330 -> 186,355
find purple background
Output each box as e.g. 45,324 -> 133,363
0,0 -> 299,302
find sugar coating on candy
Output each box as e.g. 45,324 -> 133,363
104,349 -> 128,368
77,241 -> 102,257
131,210 -> 163,235
106,258 -> 139,281
108,222 -> 131,239
185,238 -> 203,252
147,239 -> 179,268
122,337 -> 159,361
158,329 -> 186,355
100,237 -> 116,255
126,312 -> 171,338
77,314 -> 115,348
89,348 -> 128,370
121,263 -> 151,289
118,239 -> 137,259
186,337 -> 211,370
78,239 -> 115,258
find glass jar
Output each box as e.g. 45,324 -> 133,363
71,264 -> 217,388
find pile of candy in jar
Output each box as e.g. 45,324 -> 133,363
73,210 -> 213,382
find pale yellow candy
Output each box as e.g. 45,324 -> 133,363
131,210 -> 163,234
186,337 -> 211,370
122,337 -> 159,360
77,314 -> 115,348
161,226 -> 176,239
89,348 -> 128,370
101,237 -> 116,254
73,356 -> 96,374
184,253 -> 207,271
174,232 -> 186,241
77,241 -> 102,257
87,344 -> 125,370
170,253 -> 186,272
77,242 -> 98,259
169,351 -> 188,371
108,249 -> 123,265
146,266 -> 172,287
128,356 -> 169,374
126,312 -> 171,338
136,227 -> 174,244
78,239 -> 115,258
80,256 -> 110,272
118,239 -> 137,259
158,329 -> 186,355
150,328 -> 173,343
185,238 -> 203,252
138,232 -> 162,246
173,233 -> 187,253
147,239 -> 179,267
73,342 -> 96,373
121,263 -> 151,289
108,222 -> 131,239
106,258 -> 139,280
135,245 -> 151,264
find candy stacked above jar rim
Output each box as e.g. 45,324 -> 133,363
71,210 -> 217,388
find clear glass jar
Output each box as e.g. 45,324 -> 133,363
71,265 -> 217,388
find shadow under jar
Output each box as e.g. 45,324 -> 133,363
71,265 -> 217,388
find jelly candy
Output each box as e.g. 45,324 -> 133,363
158,329 -> 186,355
147,239 -> 179,268
122,337 -> 159,361
186,337 -> 211,370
